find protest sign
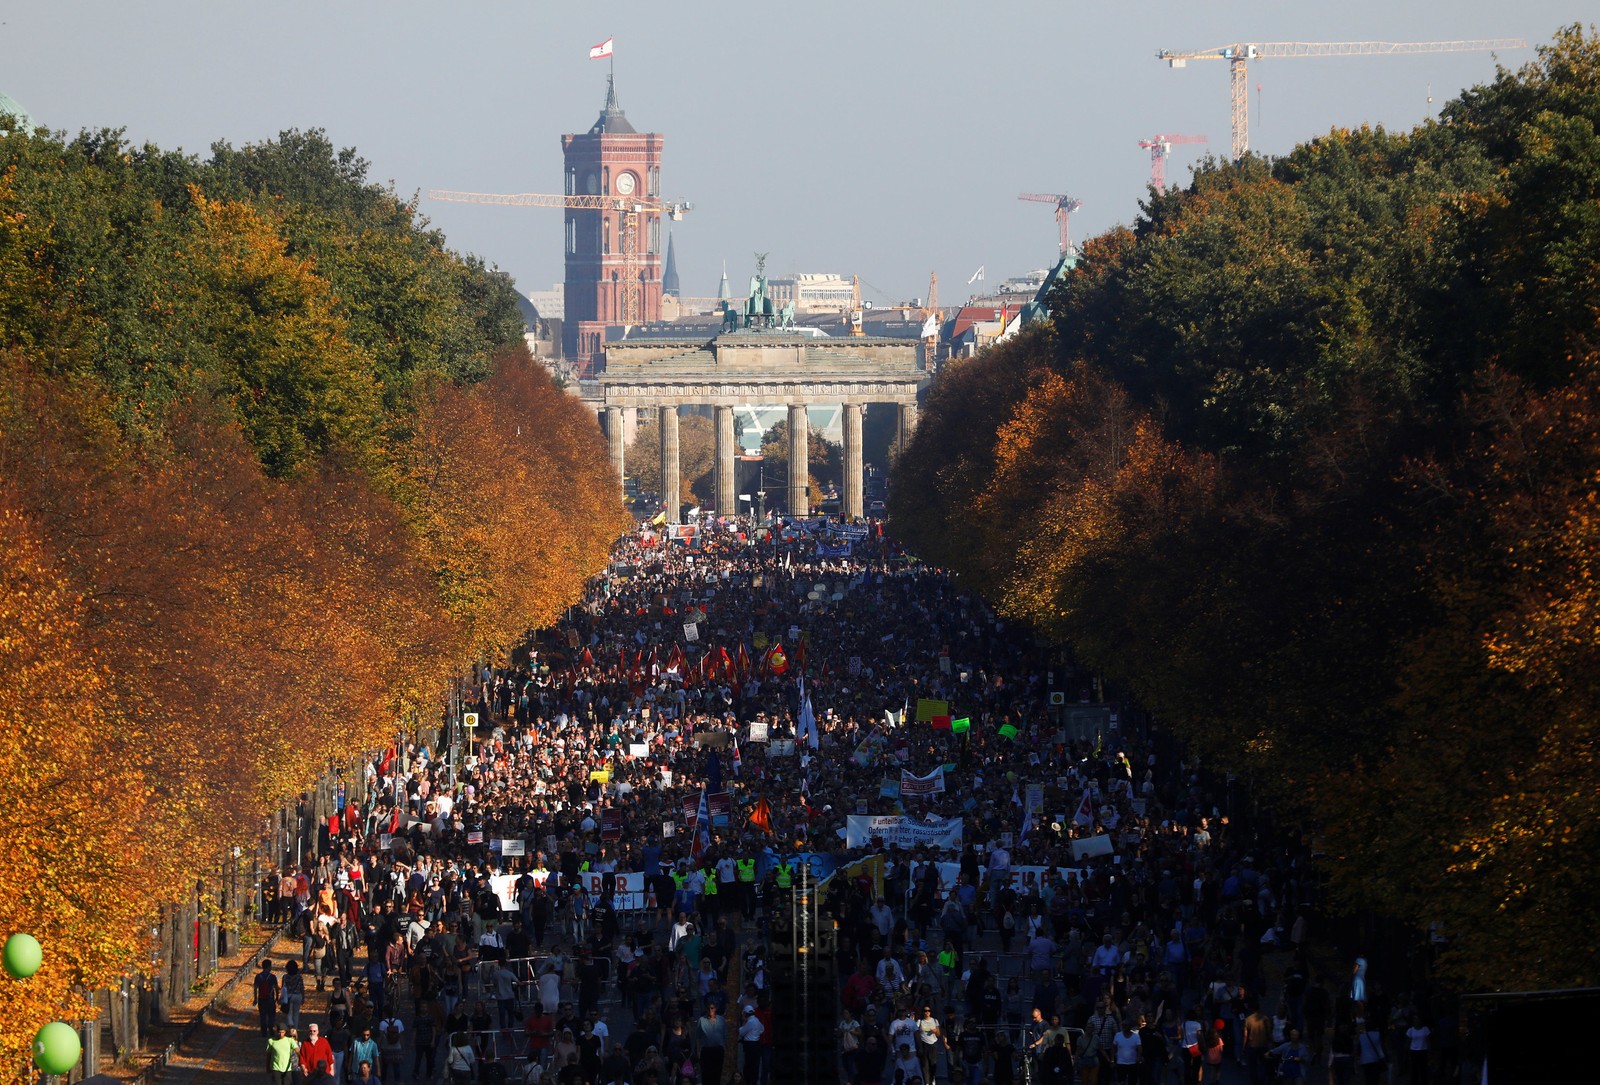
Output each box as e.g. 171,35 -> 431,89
845,814 -> 964,849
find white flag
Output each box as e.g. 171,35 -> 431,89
797,678 -> 820,750
967,265 -> 985,284
920,315 -> 938,338
589,37 -> 614,59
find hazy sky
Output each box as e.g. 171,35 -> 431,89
1,3 -> 1579,308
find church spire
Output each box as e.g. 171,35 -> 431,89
663,234 -> 680,298
717,261 -> 731,301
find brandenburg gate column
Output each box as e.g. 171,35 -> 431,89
787,403 -> 810,517
897,400 -> 919,458
842,402 -> 864,520
604,406 -> 626,494
659,405 -> 681,523
714,404 -> 737,517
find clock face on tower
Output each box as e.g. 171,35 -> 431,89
615,172 -> 636,195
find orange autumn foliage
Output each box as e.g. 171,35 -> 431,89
0,495 -> 158,1073
0,348 -> 621,1076
396,350 -> 627,650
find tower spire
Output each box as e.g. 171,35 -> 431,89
663,233 -> 681,298
590,72 -> 635,134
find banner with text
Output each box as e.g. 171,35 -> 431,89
846,814 -> 964,849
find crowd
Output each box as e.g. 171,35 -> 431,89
250,515 -> 1448,1085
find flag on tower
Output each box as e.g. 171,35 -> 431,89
967,265 -> 985,284
590,37 -> 614,60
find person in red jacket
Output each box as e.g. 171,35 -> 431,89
298,1022 -> 336,1081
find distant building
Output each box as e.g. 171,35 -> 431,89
526,283 -> 564,319
767,273 -> 856,313
948,304 -> 1022,357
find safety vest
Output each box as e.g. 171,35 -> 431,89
736,859 -> 756,883
775,862 -> 794,889
671,870 -> 687,890
702,873 -> 718,896
580,860 -> 591,872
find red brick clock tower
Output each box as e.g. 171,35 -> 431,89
562,76 -> 665,376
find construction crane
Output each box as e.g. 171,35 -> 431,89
428,188 -> 692,325
1018,193 -> 1084,256
1137,133 -> 1208,189
1156,39 -> 1525,162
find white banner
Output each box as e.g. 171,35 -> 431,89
488,870 -> 549,912
900,767 -> 947,797
846,814 -> 964,849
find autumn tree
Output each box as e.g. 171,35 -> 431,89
626,412 -> 718,505
892,26 -> 1600,988
0,115 -> 627,1074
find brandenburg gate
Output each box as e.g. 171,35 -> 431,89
594,330 -> 925,521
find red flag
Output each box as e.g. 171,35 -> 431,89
764,643 -> 789,676
794,638 -> 807,673
737,642 -> 751,680
387,806 -> 402,834
717,646 -> 732,679
749,796 -> 773,835
667,643 -> 685,673
580,646 -> 595,668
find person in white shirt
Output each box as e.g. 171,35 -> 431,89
1112,1021 -> 1144,1079
737,1007 -> 765,1078
870,899 -> 895,940
669,915 -> 693,951
1404,1015 -> 1431,1085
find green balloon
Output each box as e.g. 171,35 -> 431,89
3,933 -> 42,979
33,1020 -> 81,1074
